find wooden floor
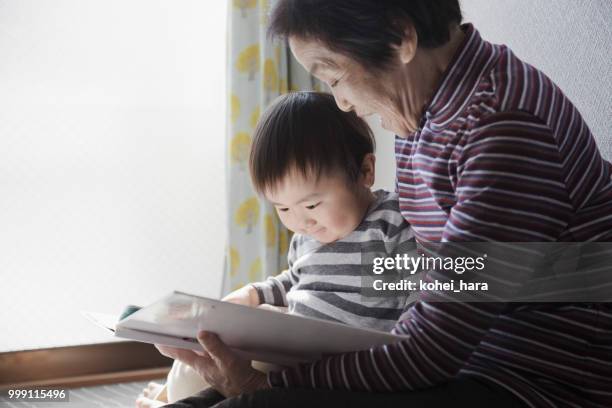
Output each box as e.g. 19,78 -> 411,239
0,380 -> 162,408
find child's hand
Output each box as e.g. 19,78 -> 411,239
256,304 -> 288,313
222,285 -> 259,307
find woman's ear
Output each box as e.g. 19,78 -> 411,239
396,24 -> 418,64
360,153 -> 376,188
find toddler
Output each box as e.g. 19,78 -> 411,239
137,92 -> 418,407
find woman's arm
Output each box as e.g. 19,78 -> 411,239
268,112 -> 572,391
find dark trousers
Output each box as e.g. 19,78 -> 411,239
163,378 -> 525,408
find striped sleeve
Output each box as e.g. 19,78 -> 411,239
268,112 -> 573,392
445,111 -> 572,241
251,270 -> 292,307
251,235 -> 300,306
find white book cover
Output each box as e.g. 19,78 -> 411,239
83,291 -> 405,366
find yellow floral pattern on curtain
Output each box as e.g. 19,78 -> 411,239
223,0 -> 319,293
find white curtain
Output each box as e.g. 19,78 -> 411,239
223,0 -> 321,294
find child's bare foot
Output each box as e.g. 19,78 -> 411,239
143,381 -> 166,400
135,382 -> 166,408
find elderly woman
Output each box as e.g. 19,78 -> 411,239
160,1 -> 612,407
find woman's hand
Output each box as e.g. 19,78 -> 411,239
155,331 -> 270,397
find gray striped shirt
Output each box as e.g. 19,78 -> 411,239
252,190 -> 418,332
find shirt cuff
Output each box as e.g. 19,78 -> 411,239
249,282 -> 268,305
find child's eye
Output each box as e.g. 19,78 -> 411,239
305,202 -> 321,210
277,207 -> 289,212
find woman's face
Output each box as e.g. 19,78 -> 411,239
289,36 -> 415,137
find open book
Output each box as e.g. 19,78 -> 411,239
83,291 -> 405,366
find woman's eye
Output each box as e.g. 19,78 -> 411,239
305,202 -> 321,210
330,73 -> 345,88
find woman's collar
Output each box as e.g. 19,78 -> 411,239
422,23 -> 500,131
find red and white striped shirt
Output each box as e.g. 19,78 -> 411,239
269,24 -> 612,407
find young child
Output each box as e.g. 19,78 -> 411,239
137,92 -> 418,407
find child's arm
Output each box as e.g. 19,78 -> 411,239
222,283 -> 288,313
222,284 -> 260,307
245,234 -> 300,307
249,269 -> 293,307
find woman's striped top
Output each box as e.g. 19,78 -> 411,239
268,24 -> 612,407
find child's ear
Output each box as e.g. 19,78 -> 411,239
360,153 -> 376,188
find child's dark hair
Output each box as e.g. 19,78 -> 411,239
249,92 -> 375,194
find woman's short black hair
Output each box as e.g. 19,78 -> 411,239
249,92 -> 375,195
268,0 -> 462,70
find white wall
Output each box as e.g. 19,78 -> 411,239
0,0 -> 227,351
369,118 -> 397,192
461,0 -> 611,160
372,0 -> 612,189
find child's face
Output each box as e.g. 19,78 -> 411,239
265,169 -> 372,244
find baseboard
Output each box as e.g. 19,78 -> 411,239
0,342 -> 172,389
